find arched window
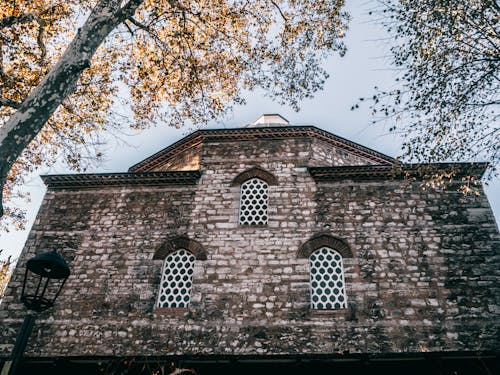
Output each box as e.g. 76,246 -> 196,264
239,177 -> 269,225
309,247 -> 347,310
157,249 -> 195,308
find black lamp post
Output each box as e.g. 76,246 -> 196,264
1,250 -> 70,375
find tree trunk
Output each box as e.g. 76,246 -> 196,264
0,0 -> 143,217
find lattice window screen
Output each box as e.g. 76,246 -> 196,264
157,249 -> 195,308
239,178 -> 269,225
310,247 -> 347,309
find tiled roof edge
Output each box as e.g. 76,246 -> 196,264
41,171 -> 201,189
308,163 -> 489,182
129,126 -> 396,172
128,131 -> 203,172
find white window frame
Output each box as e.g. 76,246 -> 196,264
239,177 -> 269,225
309,247 -> 348,310
157,249 -> 195,308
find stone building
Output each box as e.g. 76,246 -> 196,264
1,115 -> 499,374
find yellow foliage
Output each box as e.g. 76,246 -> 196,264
0,253 -> 14,299
0,0 -> 348,228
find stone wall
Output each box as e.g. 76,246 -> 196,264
1,136 -> 499,358
309,138 -> 379,166
152,143 -> 202,172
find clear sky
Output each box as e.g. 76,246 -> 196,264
1,3 -> 498,261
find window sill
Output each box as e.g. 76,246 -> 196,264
309,308 -> 351,318
153,307 -> 188,318
237,224 -> 268,229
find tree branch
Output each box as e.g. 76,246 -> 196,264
0,14 -> 39,28
270,0 -> 288,22
127,16 -> 152,33
0,98 -> 21,109
114,0 -> 145,23
126,16 -> 165,47
0,0 -> 145,219
123,20 -> 135,36
36,19 -> 47,62
1,12 -> 48,62
0,4 -> 67,28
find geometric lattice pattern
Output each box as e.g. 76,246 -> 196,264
310,247 -> 347,310
239,178 -> 269,225
157,249 -> 195,308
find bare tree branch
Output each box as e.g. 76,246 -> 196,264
270,0 -> 288,22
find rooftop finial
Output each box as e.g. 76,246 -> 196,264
247,114 -> 289,127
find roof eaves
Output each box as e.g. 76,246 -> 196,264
41,171 -> 202,190
308,162 -> 489,182
129,126 -> 396,172
306,127 -> 396,164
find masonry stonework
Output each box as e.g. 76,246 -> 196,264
1,124 -> 499,365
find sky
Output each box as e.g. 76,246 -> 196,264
1,2 -> 499,261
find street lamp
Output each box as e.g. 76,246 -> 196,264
1,250 -> 70,375
21,250 -> 70,312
